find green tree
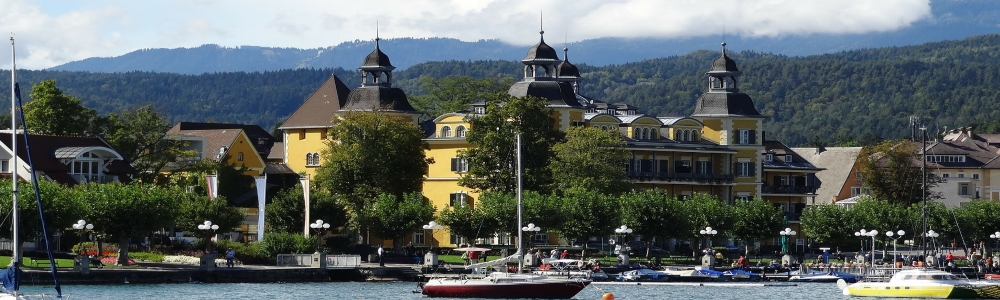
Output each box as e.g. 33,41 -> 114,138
476,192 -> 514,244
554,188 -> 619,248
732,198 -> 784,253
618,190 -> 688,257
550,126 -> 631,194
954,199 -> 1000,248
76,183 -> 182,265
314,110 -> 430,244
801,204 -> 854,245
103,104 -> 197,184
521,191 -> 564,239
23,80 -> 101,135
409,75 -> 515,118
844,196 -> 918,253
363,192 -> 436,252
858,139 -> 941,206
265,185 -> 348,234
683,194 -> 736,254
176,193 -> 245,237
459,94 -> 563,194
0,179 -> 85,245
436,202 -> 490,245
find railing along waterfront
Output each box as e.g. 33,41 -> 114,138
276,254 -> 313,267
326,254 -> 361,269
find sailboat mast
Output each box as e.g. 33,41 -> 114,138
921,127 -> 927,261
516,132 -> 523,273
9,37 -> 18,270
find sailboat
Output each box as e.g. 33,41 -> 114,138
420,133 -> 591,298
0,37 -> 63,299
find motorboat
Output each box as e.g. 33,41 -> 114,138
616,269 -> 673,282
789,270 -> 860,283
533,259 -> 608,281
838,268 -> 1000,298
660,267 -> 729,282
724,269 -> 763,281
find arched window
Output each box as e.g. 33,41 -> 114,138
651,128 -> 659,140
456,126 -> 466,138
602,126 -> 609,131
685,130 -> 693,142
692,131 -> 699,141
306,153 -> 314,166
441,126 -> 452,138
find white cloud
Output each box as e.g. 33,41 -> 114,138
0,0 -> 932,69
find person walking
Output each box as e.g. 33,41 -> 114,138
225,248 -> 236,268
377,245 -> 385,267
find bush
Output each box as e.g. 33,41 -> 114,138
258,232 -> 317,262
128,252 -> 165,262
71,242 -> 119,257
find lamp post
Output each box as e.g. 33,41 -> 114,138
615,225 -> 633,253
926,230 -> 940,254
197,221 -> 220,252
700,226 -> 718,252
886,230 -> 905,266
779,227 -> 796,254
422,221 -> 443,247
522,223 -> 541,252
864,230 -> 878,266
71,220 -> 93,254
310,219 -> 331,253
990,231 -> 1000,257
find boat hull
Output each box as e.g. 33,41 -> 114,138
843,283 -> 1000,298
421,279 -> 590,298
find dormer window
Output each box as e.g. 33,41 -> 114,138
473,107 -> 485,114
456,126 -> 466,138
766,153 -> 773,162
784,155 -> 792,163
441,126 -> 452,138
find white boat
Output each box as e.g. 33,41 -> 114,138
532,259 -> 606,280
838,268 -> 1000,298
661,267 -> 728,282
420,132 -> 590,298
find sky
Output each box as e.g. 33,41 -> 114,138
0,0 -> 933,70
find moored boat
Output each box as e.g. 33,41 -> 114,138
838,268 -> 1000,298
421,271 -> 591,298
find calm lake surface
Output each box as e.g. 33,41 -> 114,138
14,281 -> 860,300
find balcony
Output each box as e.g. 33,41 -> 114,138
71,174 -> 117,184
761,184 -> 817,195
626,172 -> 734,184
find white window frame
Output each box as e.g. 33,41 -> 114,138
739,129 -> 751,144
441,126 -> 452,138
784,155 -> 792,163
959,183 -> 970,196
973,173 -> 980,180
413,230 -> 425,245
456,126 -> 466,138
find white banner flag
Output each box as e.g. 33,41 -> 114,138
300,175 -> 310,237
205,174 -> 218,200
256,175 -> 267,242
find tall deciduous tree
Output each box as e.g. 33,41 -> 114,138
103,104 -> 198,184
176,193 -> 245,235
76,183 -> 182,265
684,194 -> 736,240
954,199 -> 1000,248
437,201 -> 490,245
858,139 -> 941,206
23,80 -> 101,135
313,110 -> 430,244
555,188 -> 619,246
800,204 -> 853,245
363,192 -> 436,252
476,192 -> 514,244
618,190 -> 688,258
459,94 -> 563,194
732,198 -> 784,253
0,178 -> 85,243
550,126 -> 631,195
409,75 -> 515,118
265,185 -> 348,234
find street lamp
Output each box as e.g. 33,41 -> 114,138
422,221 -> 443,247
886,230 -> 905,266
198,221 -> 220,252
310,219 -> 331,253
522,223 -> 541,250
990,231 -> 1000,257
779,227 -> 796,254
700,226 -> 718,253
71,220 -> 93,254
926,230 -> 940,253
615,225 -> 633,253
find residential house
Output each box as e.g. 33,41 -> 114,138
0,132 -> 135,185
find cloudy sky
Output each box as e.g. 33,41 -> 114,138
0,0 -> 932,70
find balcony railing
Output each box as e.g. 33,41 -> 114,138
627,172 -> 734,184
761,184 -> 817,194
71,174 -> 117,184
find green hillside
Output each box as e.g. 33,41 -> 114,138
7,34 -> 1000,146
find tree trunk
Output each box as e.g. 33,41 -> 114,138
117,238 -> 130,266
393,237 -> 403,253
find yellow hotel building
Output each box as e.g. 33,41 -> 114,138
280,34 -> 819,249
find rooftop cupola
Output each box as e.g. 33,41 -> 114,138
521,27 -> 561,80
359,37 -> 396,87
707,42 -> 742,93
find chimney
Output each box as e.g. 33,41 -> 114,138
816,145 -> 826,155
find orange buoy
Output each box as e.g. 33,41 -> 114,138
602,293 -> 615,300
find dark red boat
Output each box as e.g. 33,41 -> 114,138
421,272 -> 591,298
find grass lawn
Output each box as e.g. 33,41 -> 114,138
0,256 -> 142,269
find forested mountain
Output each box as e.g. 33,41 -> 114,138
47,0 -> 1000,75
7,33 -> 1000,146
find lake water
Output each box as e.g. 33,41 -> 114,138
14,281 -> 854,299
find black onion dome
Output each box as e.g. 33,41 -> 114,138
362,41 -> 393,68
508,81 -> 581,107
523,34 -> 560,61
558,49 -> 580,77
711,43 -> 739,72
342,86 -> 415,112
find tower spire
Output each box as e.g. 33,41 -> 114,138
375,20 -> 381,49
539,12 -> 545,40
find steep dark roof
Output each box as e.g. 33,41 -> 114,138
169,122 -> 275,156
279,75 -> 351,129
763,140 -> 823,171
507,80 -> 582,107
362,41 -> 393,68
342,86 -> 417,112
523,34 -> 559,61
557,48 -> 580,77
691,93 -> 763,117
0,133 -> 135,185
711,52 -> 740,72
